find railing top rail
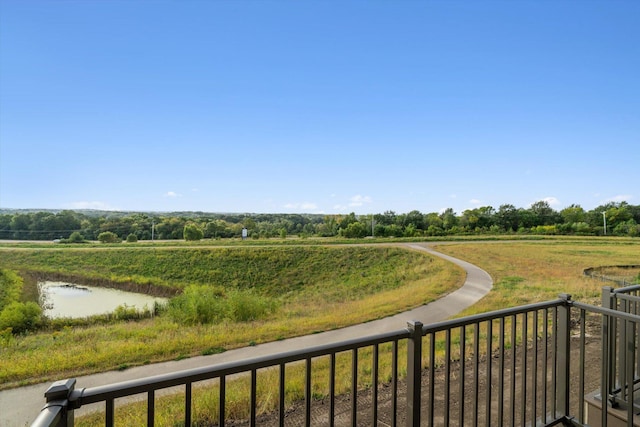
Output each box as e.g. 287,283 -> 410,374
611,292 -> 640,304
612,284 -> 640,294
30,404 -> 63,427
573,300 -> 640,323
76,327 -> 410,406
421,298 -> 567,334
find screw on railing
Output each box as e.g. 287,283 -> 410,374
406,320 -> 423,427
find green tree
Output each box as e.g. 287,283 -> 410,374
440,208 -> 458,230
184,223 -> 204,241
338,212 -> 358,230
496,204 -> 519,232
528,200 -> 561,226
560,204 -> 586,224
405,210 -> 425,230
340,221 -> 368,238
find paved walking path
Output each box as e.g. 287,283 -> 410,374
1,243 -> 493,427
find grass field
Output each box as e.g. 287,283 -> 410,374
432,238 -> 639,315
0,243 -> 464,388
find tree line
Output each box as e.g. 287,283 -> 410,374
0,200 -> 639,241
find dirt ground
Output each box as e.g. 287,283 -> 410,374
226,335 -> 602,427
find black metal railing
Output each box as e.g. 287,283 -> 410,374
31,291 -> 640,427
600,285 -> 640,416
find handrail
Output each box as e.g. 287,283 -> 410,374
77,328 -> 411,405
34,293 -> 639,427
421,298 -> 566,334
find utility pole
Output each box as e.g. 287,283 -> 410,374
151,220 -> 155,241
602,212 -> 607,236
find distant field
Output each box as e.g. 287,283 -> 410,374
433,239 -> 639,315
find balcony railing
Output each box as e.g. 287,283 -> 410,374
31,290 -> 640,427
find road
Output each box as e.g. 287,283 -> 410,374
0,242 -> 493,427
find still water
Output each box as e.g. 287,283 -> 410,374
39,281 -> 168,318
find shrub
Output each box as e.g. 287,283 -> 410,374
126,233 -> 138,243
226,289 -> 277,321
167,285 -> 277,325
0,269 -> 23,311
183,223 -> 204,241
98,231 -> 121,243
70,231 -> 85,243
0,301 -> 42,334
167,285 -> 224,325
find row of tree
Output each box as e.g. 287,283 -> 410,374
1,201 -> 639,241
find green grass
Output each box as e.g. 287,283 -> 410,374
1,245 -> 441,299
0,244 -> 463,387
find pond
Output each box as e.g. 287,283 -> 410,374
39,281 -> 168,319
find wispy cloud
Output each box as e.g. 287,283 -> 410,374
349,195 -> 372,207
469,199 -> 482,205
165,191 -> 181,198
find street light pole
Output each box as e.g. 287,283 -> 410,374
372,215 -> 375,238
602,212 -> 607,236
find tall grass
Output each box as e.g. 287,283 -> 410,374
167,286 -> 278,324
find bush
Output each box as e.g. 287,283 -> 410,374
68,232 -> 85,243
226,289 -> 277,321
167,285 -> 277,325
98,231 -> 121,243
0,301 -> 42,334
183,223 -> 204,241
0,269 -> 23,311
126,233 -> 138,243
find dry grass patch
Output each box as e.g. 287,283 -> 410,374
433,239 -> 639,316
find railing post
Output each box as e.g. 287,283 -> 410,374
45,379 -> 76,427
556,294 -> 571,418
601,286 -> 615,405
406,320 -> 423,427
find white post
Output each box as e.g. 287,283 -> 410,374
602,212 -> 607,236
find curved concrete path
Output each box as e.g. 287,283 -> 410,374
0,243 -> 492,427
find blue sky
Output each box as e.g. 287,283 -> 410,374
1,1 -> 638,215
